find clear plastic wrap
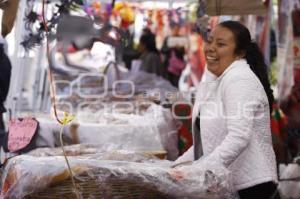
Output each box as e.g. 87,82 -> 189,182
27,145 -> 164,162
54,69 -> 177,105
1,154 -> 234,199
36,103 -> 179,160
278,163 -> 300,198
124,70 -> 177,102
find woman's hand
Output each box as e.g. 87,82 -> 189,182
169,161 -> 192,181
169,168 -> 185,181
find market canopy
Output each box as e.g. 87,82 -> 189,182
206,0 -> 267,16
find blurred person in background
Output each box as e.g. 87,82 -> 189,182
0,34 -> 11,130
122,28 -> 141,70
161,24 -> 186,87
138,31 -> 165,77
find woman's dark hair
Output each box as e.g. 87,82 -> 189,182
139,33 -> 159,54
219,20 -> 274,114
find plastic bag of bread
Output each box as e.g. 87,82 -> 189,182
0,154 -> 234,199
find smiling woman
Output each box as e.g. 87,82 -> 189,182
174,21 -> 280,199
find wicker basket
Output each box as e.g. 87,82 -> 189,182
25,167 -> 172,199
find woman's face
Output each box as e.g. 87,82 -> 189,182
204,26 -> 240,76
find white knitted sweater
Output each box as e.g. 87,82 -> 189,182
176,59 -> 278,190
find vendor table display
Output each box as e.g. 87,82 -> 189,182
0,146 -> 233,199
35,102 -> 179,160
32,70 -> 181,160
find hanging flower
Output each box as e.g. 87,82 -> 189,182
113,2 -> 125,12
120,6 -> 135,28
61,112 -> 75,125
92,1 -> 101,10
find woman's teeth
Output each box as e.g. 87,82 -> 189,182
206,56 -> 218,61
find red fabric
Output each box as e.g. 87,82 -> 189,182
174,104 -> 193,155
188,35 -> 206,86
271,103 -> 288,163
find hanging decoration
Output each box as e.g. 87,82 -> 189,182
187,2 -> 198,23
196,0 -> 209,40
21,0 -> 136,51
21,0 -> 84,50
119,6 -> 135,28
21,0 -> 42,50
20,0 -> 197,53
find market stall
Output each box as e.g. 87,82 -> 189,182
0,1 -> 185,197
1,0 -> 182,159
1,146 -> 233,199
2,0 -> 300,198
